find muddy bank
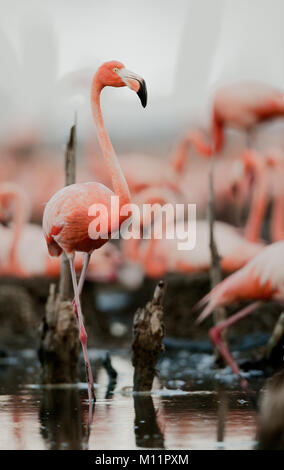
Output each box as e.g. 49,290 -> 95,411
0,272 -> 281,351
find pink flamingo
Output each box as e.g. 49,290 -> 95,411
162,82 -> 284,218
86,127 -> 212,196
0,130 -> 94,222
233,148 -> 284,243
167,82 -> 284,163
211,81 -> 284,152
0,182 -> 122,281
0,183 -> 31,276
122,187 -> 264,278
42,61 -> 147,403
142,219 -> 264,278
195,240 -> 284,388
238,149 -> 270,243
266,149 -> 284,242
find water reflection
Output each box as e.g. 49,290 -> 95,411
133,395 -> 164,448
257,370 -> 284,450
39,388 -> 89,450
0,351 -> 260,450
216,388 -> 228,447
101,352 -> 117,399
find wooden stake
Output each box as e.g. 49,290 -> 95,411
132,280 -> 166,392
59,122 -> 77,301
39,120 -> 80,384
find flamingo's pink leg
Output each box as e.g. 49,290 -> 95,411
72,252 -> 91,319
209,301 -> 262,389
69,255 -> 95,405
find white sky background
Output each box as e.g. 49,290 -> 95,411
0,0 -> 190,96
0,0 -> 190,144
1,0 -> 284,147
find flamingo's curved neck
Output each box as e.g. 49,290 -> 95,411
244,170 -> 268,242
91,79 -> 131,207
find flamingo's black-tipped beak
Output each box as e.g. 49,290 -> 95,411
137,79 -> 147,108
117,68 -> 147,108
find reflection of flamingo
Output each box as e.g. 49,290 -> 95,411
43,61 -> 147,404
195,241 -> 284,387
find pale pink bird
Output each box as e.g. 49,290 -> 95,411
142,220 -> 264,278
0,130 -> 93,222
233,148 -> 284,243
42,61 -> 147,403
266,149 -> 284,242
238,149 -> 270,243
122,187 -> 264,278
172,81 -> 284,158
195,241 -> 284,388
86,127 -> 212,196
0,182 -> 32,277
165,82 -> 284,220
211,81 -> 284,152
165,83 -> 284,217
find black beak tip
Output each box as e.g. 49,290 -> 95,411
137,79 -> 147,108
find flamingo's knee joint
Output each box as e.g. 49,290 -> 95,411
80,327 -> 87,346
209,326 -> 221,345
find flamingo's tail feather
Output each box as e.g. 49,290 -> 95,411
196,299 -> 217,325
191,292 -> 212,314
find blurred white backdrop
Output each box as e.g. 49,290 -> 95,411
0,0 -> 284,150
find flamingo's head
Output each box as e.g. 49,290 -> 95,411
95,61 -> 147,107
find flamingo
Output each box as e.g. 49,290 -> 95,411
211,81 -> 284,152
233,148 -> 284,243
195,241 -> 284,387
238,149 -> 270,243
42,61 -> 147,403
0,135 -> 94,223
142,219 -> 264,278
169,81 -> 284,158
266,149 -> 284,242
122,187 -> 264,278
86,127 -> 212,196
0,182 -> 122,280
0,182 -> 31,276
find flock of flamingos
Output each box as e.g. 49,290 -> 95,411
2,60 -> 284,401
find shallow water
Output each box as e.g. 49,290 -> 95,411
0,349 -> 259,450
